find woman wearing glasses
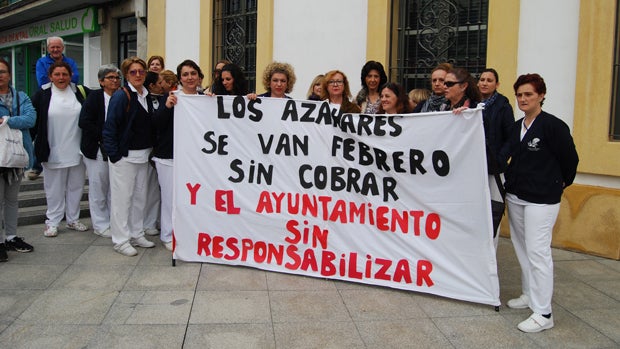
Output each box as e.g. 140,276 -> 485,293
32,61 -> 91,237
205,59 -> 230,94
320,70 -> 361,113
103,57 -> 157,256
78,64 -> 122,239
443,67 -> 481,113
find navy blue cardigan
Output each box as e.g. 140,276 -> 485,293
501,111 -> 579,204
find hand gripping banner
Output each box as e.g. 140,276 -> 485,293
172,95 -> 500,306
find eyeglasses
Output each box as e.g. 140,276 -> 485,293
328,80 -> 344,86
104,76 -> 121,81
444,80 -> 463,88
0,70 -> 8,75
128,69 -> 146,76
213,69 -> 222,74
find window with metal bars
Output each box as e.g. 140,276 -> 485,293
391,0 -> 488,93
212,0 -> 257,92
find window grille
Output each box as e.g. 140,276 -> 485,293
392,0 -> 488,92
213,0 -> 257,91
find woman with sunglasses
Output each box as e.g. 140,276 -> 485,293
320,70 -> 361,113
78,64 -> 122,239
103,57 -> 157,256
443,67 -> 481,113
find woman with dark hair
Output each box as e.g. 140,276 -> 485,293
153,59 -> 205,251
0,58 -> 36,258
379,82 -> 411,114
478,68 -> 515,245
79,64 -> 122,238
320,70 -> 361,113
443,67 -> 481,113
355,60 -> 388,113
501,73 -> 578,333
103,56 -> 157,256
211,63 -> 248,95
32,61 -> 90,237
206,59 -> 231,94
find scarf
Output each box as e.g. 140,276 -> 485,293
421,94 -> 448,112
482,91 -> 499,108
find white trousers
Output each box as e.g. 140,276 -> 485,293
109,158 -> 148,245
42,162 -> 86,227
506,193 -> 559,315
155,161 -> 173,243
83,156 -> 110,232
143,164 -> 161,230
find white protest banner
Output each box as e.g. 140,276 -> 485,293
173,95 -> 500,306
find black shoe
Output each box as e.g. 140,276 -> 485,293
0,243 -> 7,262
5,236 -> 34,253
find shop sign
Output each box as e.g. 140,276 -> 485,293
0,7 -> 98,48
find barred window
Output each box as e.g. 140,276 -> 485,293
610,1 -> 620,140
213,0 -> 257,92
391,0 -> 488,92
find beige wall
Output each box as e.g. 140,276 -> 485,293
146,0 -> 166,60
491,0 -> 620,260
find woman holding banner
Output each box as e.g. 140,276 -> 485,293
252,61 -> 296,99
502,73 -> 578,333
320,70 -> 361,114
153,60 -> 205,251
443,67 -> 481,113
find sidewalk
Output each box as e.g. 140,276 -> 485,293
0,218 -> 618,348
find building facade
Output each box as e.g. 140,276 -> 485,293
1,0 -> 618,259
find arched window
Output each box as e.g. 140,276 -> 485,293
391,0 -> 488,91
212,0 -> 257,91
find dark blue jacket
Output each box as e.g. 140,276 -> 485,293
501,111 -> 579,204
31,83 -> 89,162
102,86 -> 154,163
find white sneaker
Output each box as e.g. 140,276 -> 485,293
130,236 -> 155,248
93,228 -> 111,238
67,221 -> 89,232
114,241 -> 138,256
507,294 -> 530,309
43,225 -> 58,237
163,241 -> 173,251
144,228 -> 159,236
518,313 -> 554,333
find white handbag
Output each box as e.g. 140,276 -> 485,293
0,117 -> 29,168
